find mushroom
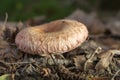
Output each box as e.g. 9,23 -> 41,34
15,19 -> 88,56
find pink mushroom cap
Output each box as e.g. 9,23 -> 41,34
15,19 -> 88,56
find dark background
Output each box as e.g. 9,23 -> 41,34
0,0 -> 120,21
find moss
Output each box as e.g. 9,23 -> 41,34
0,0 -> 75,21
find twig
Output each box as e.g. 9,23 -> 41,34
84,47 -> 102,71
49,54 -> 57,65
109,50 -> 120,55
3,13 -> 8,26
111,69 -> 120,80
0,57 -> 71,66
5,61 -> 34,65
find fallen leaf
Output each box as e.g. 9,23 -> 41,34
95,50 -> 120,70
0,74 -> 11,80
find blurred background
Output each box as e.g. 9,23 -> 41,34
0,0 -> 120,21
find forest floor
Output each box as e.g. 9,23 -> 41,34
0,9 -> 120,80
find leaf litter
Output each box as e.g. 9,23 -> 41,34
0,10 -> 120,80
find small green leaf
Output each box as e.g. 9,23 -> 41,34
0,74 -> 10,80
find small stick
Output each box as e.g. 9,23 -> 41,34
5,61 -> 34,65
49,54 -> 57,65
84,47 -> 102,71
0,57 -> 71,66
111,69 -> 120,80
3,13 -> 8,26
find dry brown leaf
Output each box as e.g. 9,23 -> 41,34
95,50 -> 120,70
0,40 -> 9,49
107,20 -> 120,36
0,21 -> 24,43
66,9 -> 106,35
73,55 -> 86,70
40,68 -> 51,77
0,25 -> 6,39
